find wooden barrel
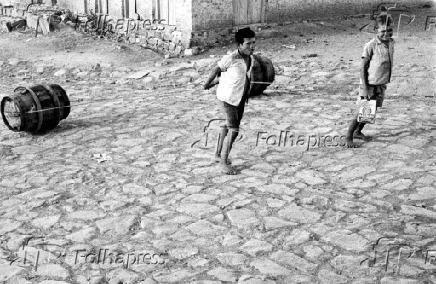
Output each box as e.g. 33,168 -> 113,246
249,54 -> 275,97
1,84 -> 70,133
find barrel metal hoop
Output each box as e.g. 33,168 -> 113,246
25,87 -> 43,133
12,96 -> 26,131
42,84 -> 61,123
0,97 -> 14,131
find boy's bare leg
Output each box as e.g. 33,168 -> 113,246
346,118 -> 359,148
219,128 -> 238,174
214,125 -> 231,164
354,122 -> 372,141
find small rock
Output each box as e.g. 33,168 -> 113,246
107,269 -> 141,284
227,209 -> 260,228
251,259 -> 291,276
31,215 -> 60,229
8,58 -> 21,65
54,69 -> 67,77
271,250 -> 317,272
240,239 -> 273,256
217,253 -> 247,266
321,230 -> 367,251
207,267 -> 237,282
100,62 -> 113,68
278,204 -> 321,223
177,77 -> 192,84
264,217 -> 297,230
184,47 -> 201,56
0,264 -> 25,282
317,269 -> 348,284
153,269 -> 198,283
169,247 -> 199,260
93,63 -> 102,72
76,71 -> 89,78
66,227 -> 96,242
237,275 -> 276,284
35,264 -> 70,279
137,279 -> 157,284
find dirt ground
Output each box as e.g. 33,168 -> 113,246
0,5 -> 434,95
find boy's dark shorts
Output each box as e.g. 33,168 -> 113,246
358,84 -> 386,108
221,100 -> 246,129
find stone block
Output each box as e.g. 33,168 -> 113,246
128,36 -> 137,44
156,39 -> 163,47
163,32 -> 172,41
148,38 -> 158,46
168,42 -> 176,51
166,25 -> 176,32
174,45 -> 183,55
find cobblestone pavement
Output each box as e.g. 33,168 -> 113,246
1,14 -> 436,284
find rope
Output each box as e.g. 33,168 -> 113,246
1,78 -> 434,115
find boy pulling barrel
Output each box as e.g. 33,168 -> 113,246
203,27 -> 256,174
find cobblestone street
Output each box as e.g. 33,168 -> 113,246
1,7 -> 436,284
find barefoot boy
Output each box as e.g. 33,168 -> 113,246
346,18 -> 394,147
203,27 -> 255,174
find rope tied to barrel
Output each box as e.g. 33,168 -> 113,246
1,77 -> 434,115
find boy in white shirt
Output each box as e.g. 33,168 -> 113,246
203,28 -> 255,174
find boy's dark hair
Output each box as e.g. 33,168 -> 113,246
375,15 -> 393,28
235,27 -> 255,45
373,5 -> 393,29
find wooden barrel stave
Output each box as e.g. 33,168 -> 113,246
249,54 -> 275,97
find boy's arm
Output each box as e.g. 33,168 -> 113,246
203,66 -> 222,90
360,57 -> 371,100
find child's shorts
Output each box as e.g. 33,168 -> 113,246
358,84 -> 386,108
221,100 -> 246,129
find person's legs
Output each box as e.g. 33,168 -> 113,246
214,124 -> 228,162
353,85 -> 382,141
237,98 -> 246,123
354,122 -> 370,140
217,101 -> 243,174
219,128 -> 239,174
346,115 -> 360,148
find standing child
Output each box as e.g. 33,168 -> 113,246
346,18 -> 394,148
203,27 -> 256,174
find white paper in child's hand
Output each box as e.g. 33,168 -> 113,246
357,100 -> 377,124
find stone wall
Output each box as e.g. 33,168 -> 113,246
2,0 -> 432,55
265,0 -> 430,23
191,0 -> 233,30
190,0 -> 431,31
189,0 -> 431,49
1,0 -> 193,56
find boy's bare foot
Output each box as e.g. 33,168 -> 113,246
345,137 -> 358,148
353,131 -> 372,141
214,155 -> 231,164
218,163 -> 237,175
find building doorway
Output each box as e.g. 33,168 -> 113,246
233,0 -> 265,26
